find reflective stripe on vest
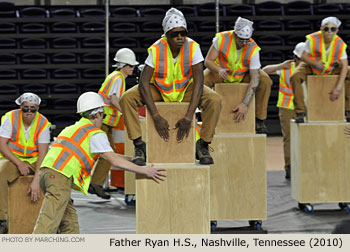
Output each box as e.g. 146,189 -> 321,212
195,121 -> 202,142
98,71 -> 125,127
216,30 -> 260,83
41,118 -> 104,195
277,62 -> 295,110
0,109 -> 50,163
307,31 -> 347,75
149,36 -> 198,102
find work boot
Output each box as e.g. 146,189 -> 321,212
132,142 -> 146,166
88,184 -> 111,199
0,220 -> 8,234
255,119 -> 268,134
285,165 -> 291,180
196,139 -> 214,165
295,113 -> 305,123
346,111 -> 350,122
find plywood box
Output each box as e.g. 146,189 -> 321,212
210,134 -> 266,220
214,83 -> 255,133
8,176 -> 44,234
291,121 -> 350,203
146,102 -> 195,164
136,163 -> 210,234
307,75 -> 344,122
124,118 -> 146,195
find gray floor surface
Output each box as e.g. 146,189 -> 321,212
73,170 -> 350,234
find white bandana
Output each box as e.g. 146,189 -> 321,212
162,7 -> 187,35
234,16 -> 254,39
321,17 -> 341,28
15,93 -> 41,105
89,107 -> 104,115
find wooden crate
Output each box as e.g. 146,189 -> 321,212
214,83 -> 255,133
307,75 -> 344,122
210,134 -> 266,220
8,176 -> 44,234
291,121 -> 350,203
136,163 -> 210,234
146,102 -> 195,164
124,118 -> 146,195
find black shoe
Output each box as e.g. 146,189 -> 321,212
295,113 -> 305,123
196,139 -> 214,165
88,184 -> 111,199
132,142 -> 146,166
285,165 -> 291,180
0,220 -> 8,234
346,111 -> 350,122
256,119 -> 268,134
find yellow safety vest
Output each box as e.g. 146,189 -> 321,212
98,70 -> 125,127
41,117 -> 104,195
277,62 -> 295,110
148,36 -> 199,102
195,121 -> 202,142
307,31 -> 347,75
0,109 -> 50,164
215,30 -> 260,83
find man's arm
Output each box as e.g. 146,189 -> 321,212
301,51 -> 324,72
28,143 -> 49,202
175,62 -> 204,142
329,58 -> 348,101
110,94 -> 122,113
139,65 -> 170,141
101,152 -> 166,183
205,44 -> 229,80
233,69 -> 260,122
0,137 -> 32,175
262,60 -> 293,75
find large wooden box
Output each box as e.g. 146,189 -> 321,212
124,118 -> 146,195
8,176 -> 44,234
136,164 -> 210,234
210,134 -> 266,220
291,121 -> 350,203
146,102 -> 195,164
214,83 -> 255,133
307,75 -> 344,122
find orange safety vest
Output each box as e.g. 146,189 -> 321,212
98,70 -> 125,127
216,30 -> 260,83
306,31 -> 347,75
148,36 -> 199,102
277,62 -> 295,110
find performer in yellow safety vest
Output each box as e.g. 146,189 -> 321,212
0,93 -> 50,234
203,16 -> 273,134
291,16 -> 350,123
89,48 -> 138,200
33,92 -> 165,234
263,43 -> 305,180
120,7 -> 222,166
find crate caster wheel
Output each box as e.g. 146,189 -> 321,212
249,220 -> 262,230
298,202 -> 313,214
210,221 -> 217,232
124,194 -> 135,205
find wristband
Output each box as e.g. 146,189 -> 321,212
184,117 -> 193,123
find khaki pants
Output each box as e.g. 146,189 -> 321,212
33,168 -> 79,234
0,159 -> 35,221
290,62 -> 350,113
120,84 -> 222,143
279,108 -> 296,170
90,124 -> 115,186
203,68 -> 273,120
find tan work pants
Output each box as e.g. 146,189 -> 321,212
279,108 -> 296,170
33,168 -> 79,234
90,124 -> 115,186
0,159 -> 35,221
120,84 -> 222,143
290,62 -> 350,113
203,68 -> 273,120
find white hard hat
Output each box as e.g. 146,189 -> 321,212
76,92 -> 106,113
112,48 -> 139,67
293,42 -> 306,58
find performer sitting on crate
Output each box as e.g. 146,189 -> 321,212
290,16 -> 350,123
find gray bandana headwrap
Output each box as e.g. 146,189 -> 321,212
321,16 -> 341,28
162,7 -> 187,35
234,16 -> 254,39
15,93 -> 41,105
